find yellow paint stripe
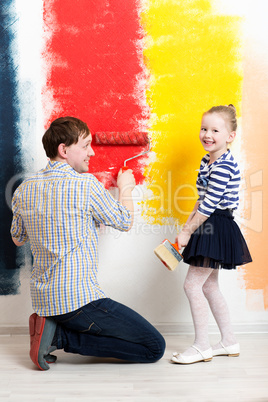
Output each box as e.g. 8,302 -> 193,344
141,0 -> 243,225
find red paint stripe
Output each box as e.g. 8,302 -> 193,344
43,0 -> 148,187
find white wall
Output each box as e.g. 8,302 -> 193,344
1,187 -> 267,334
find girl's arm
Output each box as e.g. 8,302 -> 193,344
176,160 -> 237,249
176,201 -> 208,249
184,201 -> 199,225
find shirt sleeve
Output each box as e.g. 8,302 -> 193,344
197,162 -> 233,217
10,189 -> 29,243
89,177 -> 132,231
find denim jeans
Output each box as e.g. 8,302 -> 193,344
52,298 -> 166,363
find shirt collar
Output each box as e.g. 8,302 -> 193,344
206,149 -> 231,166
216,149 -> 231,163
47,160 -> 77,174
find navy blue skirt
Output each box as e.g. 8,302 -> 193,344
182,209 -> 252,270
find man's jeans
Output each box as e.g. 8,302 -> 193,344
52,298 -> 166,363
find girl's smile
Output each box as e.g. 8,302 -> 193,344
199,113 -> 236,163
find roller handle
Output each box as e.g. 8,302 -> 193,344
121,166 -> 129,172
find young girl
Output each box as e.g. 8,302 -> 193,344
172,105 -> 252,365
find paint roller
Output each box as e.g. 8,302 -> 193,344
94,132 -> 151,171
154,239 -> 183,271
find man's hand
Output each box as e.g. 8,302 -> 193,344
117,168 -> 136,192
12,237 -> 26,247
117,169 -> 136,229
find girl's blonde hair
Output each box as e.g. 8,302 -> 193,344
204,104 -> 237,132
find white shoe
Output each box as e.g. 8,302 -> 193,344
212,342 -> 240,357
171,345 -> 213,364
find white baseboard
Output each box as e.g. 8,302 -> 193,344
0,323 -> 268,336
155,323 -> 268,335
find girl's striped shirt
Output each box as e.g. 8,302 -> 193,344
197,150 -> 241,217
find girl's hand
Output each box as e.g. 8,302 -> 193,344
176,231 -> 191,250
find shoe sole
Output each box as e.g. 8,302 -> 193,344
213,353 -> 240,357
171,357 -> 212,364
45,354 -> 57,364
29,314 -> 46,371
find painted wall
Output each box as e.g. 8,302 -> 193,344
0,0 -> 267,331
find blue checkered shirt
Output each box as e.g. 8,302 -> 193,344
11,161 -> 131,316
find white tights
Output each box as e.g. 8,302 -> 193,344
182,266 -> 237,357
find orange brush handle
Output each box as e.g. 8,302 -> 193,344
165,239 -> 183,258
171,242 -> 179,251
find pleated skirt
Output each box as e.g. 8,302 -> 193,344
182,209 -> 252,269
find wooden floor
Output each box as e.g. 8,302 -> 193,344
1,333 -> 268,402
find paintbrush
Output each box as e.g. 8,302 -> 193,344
154,239 -> 183,271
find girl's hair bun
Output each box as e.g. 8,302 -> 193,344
228,104 -> 236,114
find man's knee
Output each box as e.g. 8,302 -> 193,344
148,332 -> 166,363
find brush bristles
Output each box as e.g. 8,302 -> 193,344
154,243 -> 179,271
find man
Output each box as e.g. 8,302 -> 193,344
11,117 -> 165,370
